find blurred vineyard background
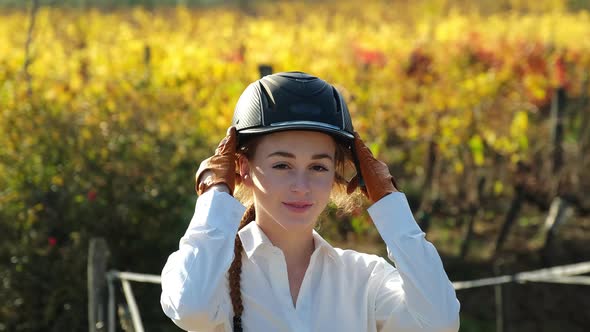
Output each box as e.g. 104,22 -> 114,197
1,0 -> 590,331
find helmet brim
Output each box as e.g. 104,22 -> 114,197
238,121 -> 354,143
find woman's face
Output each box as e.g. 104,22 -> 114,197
241,130 -> 336,233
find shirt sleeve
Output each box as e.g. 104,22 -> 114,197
160,188 -> 246,331
367,192 -> 460,332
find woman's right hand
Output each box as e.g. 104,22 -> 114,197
195,127 -> 239,196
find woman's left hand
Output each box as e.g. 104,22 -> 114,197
347,132 -> 399,202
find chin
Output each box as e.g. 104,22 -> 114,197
274,209 -> 319,231
274,215 -> 314,230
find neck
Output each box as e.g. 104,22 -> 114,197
256,220 -> 316,269
254,209 -> 317,307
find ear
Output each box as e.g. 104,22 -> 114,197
238,155 -> 254,188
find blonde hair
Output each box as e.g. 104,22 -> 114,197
228,133 -> 362,332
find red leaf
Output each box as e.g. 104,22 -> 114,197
353,44 -> 387,68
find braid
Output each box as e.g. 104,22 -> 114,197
228,204 -> 255,332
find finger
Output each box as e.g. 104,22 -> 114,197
225,127 -> 237,152
391,176 -> 399,191
353,131 -> 374,159
215,137 -> 229,155
360,186 -> 368,197
216,127 -> 237,155
347,176 -> 359,194
353,131 -> 366,151
195,158 -> 213,184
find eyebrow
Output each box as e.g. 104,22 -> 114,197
267,151 -> 333,161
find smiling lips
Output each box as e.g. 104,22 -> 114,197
282,202 -> 313,213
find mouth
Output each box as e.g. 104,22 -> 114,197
282,202 -> 313,213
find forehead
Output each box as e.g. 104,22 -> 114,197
254,130 -> 336,157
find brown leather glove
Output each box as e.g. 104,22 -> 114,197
347,132 -> 399,202
195,127 -> 239,196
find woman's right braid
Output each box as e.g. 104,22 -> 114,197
228,204 -> 255,332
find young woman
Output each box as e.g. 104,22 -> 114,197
161,72 -> 460,332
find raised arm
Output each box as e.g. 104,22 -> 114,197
369,193 -> 460,331
348,132 -> 459,331
161,188 -> 245,330
161,127 -> 244,330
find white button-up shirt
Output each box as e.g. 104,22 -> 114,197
161,189 -> 460,332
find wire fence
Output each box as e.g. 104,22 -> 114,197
94,259 -> 590,332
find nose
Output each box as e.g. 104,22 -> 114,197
290,171 -> 311,194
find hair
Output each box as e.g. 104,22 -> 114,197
228,132 -> 362,332
228,204 -> 255,332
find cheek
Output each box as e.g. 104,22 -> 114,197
313,173 -> 336,192
251,168 -> 285,192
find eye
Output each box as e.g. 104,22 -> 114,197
272,163 -> 290,170
311,165 -> 329,172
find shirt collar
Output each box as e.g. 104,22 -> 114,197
312,229 -> 343,265
238,222 -> 343,265
238,221 -> 273,258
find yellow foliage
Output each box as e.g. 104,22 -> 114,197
494,180 -> 505,195
1,0 -> 588,183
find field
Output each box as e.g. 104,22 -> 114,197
1,0 -> 590,331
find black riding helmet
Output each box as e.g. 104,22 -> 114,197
231,72 -> 355,144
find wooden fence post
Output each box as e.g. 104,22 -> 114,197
541,197 -> 574,265
417,138 -> 438,233
143,44 -> 152,84
550,87 -> 567,175
23,0 -> 39,98
493,260 -> 508,332
460,177 -> 486,259
494,166 -> 526,256
258,64 -> 273,78
88,238 -> 110,332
